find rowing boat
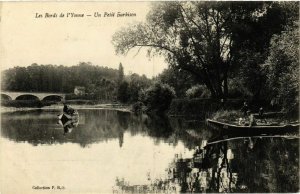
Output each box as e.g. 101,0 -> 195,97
206,119 -> 299,135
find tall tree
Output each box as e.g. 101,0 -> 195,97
265,22 -> 299,110
117,81 -> 129,103
158,67 -> 199,97
118,63 -> 124,85
229,2 -> 299,100
113,1 -> 298,99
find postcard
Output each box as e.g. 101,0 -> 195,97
1,1 -> 299,193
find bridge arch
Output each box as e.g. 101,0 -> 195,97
42,95 -> 63,102
1,91 -> 66,101
1,94 -> 12,101
15,94 -> 40,101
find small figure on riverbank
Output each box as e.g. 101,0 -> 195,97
241,102 -> 249,117
219,98 -> 225,110
258,107 -> 264,117
258,107 -> 267,123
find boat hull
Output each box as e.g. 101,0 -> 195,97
206,119 -> 299,136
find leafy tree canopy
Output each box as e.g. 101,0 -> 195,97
113,1 -> 298,99
264,21 -> 299,110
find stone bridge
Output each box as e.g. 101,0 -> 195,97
1,91 -> 66,101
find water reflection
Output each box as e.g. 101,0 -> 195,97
1,110 -> 140,147
114,137 -> 299,193
57,115 -> 79,135
1,109 -> 212,148
1,109 -> 199,193
1,109 -> 298,193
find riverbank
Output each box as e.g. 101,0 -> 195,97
1,103 -> 132,113
168,98 -> 244,118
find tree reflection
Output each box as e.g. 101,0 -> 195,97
1,110 -> 132,147
114,137 -> 299,193
2,110 -> 298,192
143,114 -> 173,138
1,109 -> 211,148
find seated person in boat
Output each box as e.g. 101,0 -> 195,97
63,104 -> 75,115
239,111 -> 256,126
249,113 -> 256,127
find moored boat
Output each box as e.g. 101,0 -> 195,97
206,119 -> 299,135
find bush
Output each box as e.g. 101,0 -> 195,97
265,24 -> 299,111
65,93 -> 95,100
168,98 -> 245,117
186,84 -> 211,99
169,98 -> 219,117
212,110 -> 241,122
143,83 -> 176,114
131,101 -> 144,114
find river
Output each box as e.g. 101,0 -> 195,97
1,109 -> 298,193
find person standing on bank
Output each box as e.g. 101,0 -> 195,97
241,102 -> 249,117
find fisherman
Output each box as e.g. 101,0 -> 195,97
63,103 -> 68,113
63,103 -> 75,115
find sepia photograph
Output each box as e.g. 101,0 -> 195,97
0,1 -> 299,193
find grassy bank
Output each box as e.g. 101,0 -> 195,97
168,98 -> 243,118
1,100 -> 54,108
167,98 -> 284,117
1,99 -> 131,113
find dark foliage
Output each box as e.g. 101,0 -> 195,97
117,81 -> 130,103
142,83 -> 176,114
1,62 -> 119,93
113,1 -> 299,100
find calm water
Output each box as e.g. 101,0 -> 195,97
1,109 -> 299,193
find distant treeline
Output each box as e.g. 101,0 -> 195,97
1,62 -> 154,104
1,62 -> 120,93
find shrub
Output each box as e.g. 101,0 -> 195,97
212,110 -> 241,122
186,84 -> 211,99
65,93 -> 95,100
265,24 -> 299,111
168,98 -> 245,116
131,101 -> 144,114
143,83 -> 176,113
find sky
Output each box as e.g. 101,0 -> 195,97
0,2 -> 168,78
